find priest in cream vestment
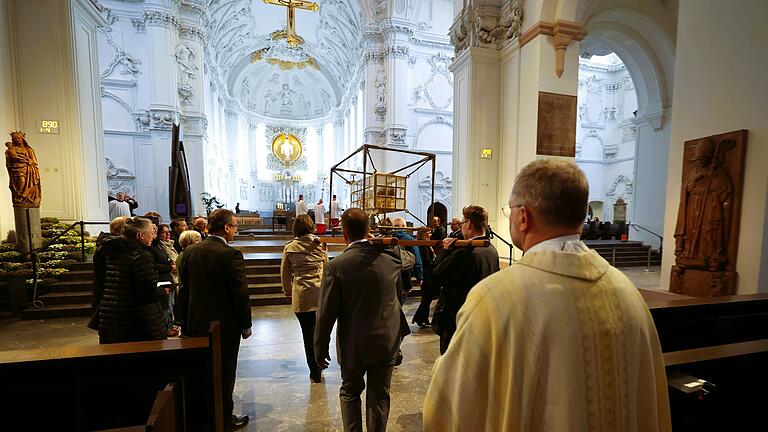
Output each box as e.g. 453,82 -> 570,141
424,160 -> 671,431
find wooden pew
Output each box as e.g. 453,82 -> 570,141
644,293 -> 768,429
0,323 -> 224,431
99,383 -> 179,432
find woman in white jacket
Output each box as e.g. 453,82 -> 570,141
280,214 -> 328,383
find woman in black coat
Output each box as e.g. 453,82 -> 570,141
97,217 -> 167,344
147,223 -> 176,335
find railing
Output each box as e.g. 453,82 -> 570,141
631,223 -> 664,254
28,220 -> 110,309
487,226 -> 514,266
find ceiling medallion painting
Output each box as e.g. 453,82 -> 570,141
251,0 -> 320,71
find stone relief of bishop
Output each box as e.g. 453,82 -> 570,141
673,139 -> 733,271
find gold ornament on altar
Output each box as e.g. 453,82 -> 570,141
251,0 -> 320,71
271,133 -> 303,165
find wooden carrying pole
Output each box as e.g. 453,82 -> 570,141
317,237 -> 490,248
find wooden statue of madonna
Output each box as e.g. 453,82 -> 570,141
5,131 -> 42,254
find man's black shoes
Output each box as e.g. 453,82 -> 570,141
229,415 -> 249,431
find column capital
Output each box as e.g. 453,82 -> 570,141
451,0 -> 524,55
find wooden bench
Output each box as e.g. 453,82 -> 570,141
99,382 -> 179,432
0,323 -> 224,431
646,293 -> 768,429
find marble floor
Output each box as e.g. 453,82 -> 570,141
0,267 -> 662,431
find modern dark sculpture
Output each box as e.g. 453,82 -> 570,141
169,123 -> 193,219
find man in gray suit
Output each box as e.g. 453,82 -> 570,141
315,208 -> 415,432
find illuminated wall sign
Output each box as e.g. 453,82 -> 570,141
39,120 -> 60,134
480,148 -> 493,159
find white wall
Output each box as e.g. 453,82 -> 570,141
3,0 -> 108,226
660,0 -> 768,294
0,2 -> 16,239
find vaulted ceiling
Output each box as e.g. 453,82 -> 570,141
204,0 -> 366,121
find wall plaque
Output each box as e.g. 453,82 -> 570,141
670,129 -> 747,297
536,91 -> 576,157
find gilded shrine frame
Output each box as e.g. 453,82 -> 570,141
330,144 -> 437,226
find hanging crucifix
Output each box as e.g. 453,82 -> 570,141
263,0 -> 320,47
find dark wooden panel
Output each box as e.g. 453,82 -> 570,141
0,324 -> 223,432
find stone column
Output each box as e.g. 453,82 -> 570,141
178,6 -> 207,217
333,118 -> 347,206
450,47 -> 502,228
362,30 -> 385,146
316,124 -> 325,178
145,6 -> 180,221
224,107 -> 239,207
381,20 -> 412,149
450,1 -> 587,255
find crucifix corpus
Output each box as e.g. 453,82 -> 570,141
264,0 -> 320,47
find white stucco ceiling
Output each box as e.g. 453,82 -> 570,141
205,0 -> 365,121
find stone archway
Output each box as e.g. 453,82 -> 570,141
427,202 -> 448,228
576,6 -> 676,247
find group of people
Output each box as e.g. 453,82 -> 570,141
107,192 -> 138,220
90,210 -> 252,430
295,194 -> 342,235
281,159 -> 670,432
88,159 -> 671,432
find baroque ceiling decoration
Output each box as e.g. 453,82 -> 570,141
204,0 -> 365,121
251,0 -> 321,71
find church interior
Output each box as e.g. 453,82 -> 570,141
0,0 -> 767,430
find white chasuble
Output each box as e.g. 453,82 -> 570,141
423,244 -> 671,432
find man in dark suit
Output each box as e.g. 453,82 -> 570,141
430,216 -> 447,241
169,218 -> 187,253
448,217 -> 464,239
315,208 -> 415,432
433,205 -> 499,354
177,209 -> 252,431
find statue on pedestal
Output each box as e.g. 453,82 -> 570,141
5,131 -> 41,208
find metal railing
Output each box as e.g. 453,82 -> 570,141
28,220 -> 110,309
630,223 -> 664,254
487,226 -> 514,266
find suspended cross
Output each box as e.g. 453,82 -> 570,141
263,0 -> 320,47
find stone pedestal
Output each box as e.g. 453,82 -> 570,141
13,207 -> 42,255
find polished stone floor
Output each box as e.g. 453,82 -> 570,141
0,267 -> 662,431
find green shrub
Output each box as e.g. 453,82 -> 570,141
37,251 -> 69,260
39,259 -> 75,269
38,268 -> 69,278
1,262 -> 24,271
48,243 -> 79,252
0,251 -> 22,262
0,243 -> 17,252
41,217 -> 59,224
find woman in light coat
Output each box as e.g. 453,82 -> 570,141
281,214 -> 328,383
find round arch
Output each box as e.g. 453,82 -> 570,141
580,8 -> 675,126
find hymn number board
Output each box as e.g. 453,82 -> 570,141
38,120 -> 60,134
